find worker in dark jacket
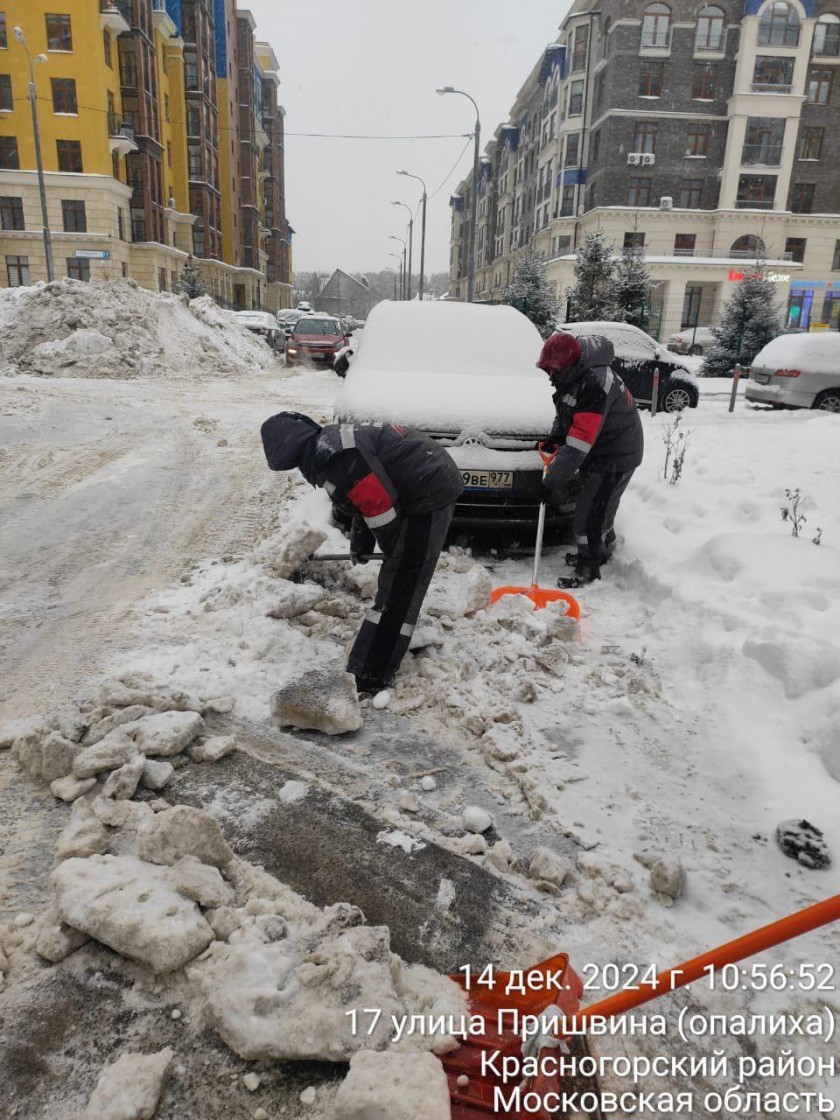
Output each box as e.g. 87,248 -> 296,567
537,332 -> 644,589
261,412 -> 464,695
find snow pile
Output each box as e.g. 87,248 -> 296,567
0,279 -> 276,380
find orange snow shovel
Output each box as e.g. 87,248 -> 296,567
489,447 -> 581,620
444,891 -> 840,1118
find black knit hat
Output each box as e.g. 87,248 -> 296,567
260,412 -> 322,481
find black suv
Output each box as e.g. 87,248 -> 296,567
562,322 -> 700,412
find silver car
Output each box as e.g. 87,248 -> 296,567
746,333 -> 840,412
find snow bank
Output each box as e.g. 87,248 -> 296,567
0,279 -> 276,380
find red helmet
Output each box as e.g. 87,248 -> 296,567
537,331 -> 581,374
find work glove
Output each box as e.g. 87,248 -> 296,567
350,519 -> 375,563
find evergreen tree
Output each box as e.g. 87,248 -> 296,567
173,258 -> 208,300
702,268 -> 783,376
565,231 -> 616,322
612,243 -> 653,329
501,249 -> 559,338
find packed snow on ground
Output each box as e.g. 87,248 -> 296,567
0,278 -> 277,380
2,348 -> 840,1114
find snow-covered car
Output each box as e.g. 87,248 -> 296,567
333,301 -> 576,528
745,333 -> 840,412
666,325 -> 716,356
234,310 -> 282,351
561,322 -> 699,412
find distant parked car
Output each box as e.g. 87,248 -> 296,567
234,310 -> 282,351
746,333 -> 840,412
666,326 -> 716,355
285,315 -> 350,367
334,301 -> 578,528
561,322 -> 699,412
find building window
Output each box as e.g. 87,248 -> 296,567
632,121 -> 658,153
568,80 -> 584,116
736,174 -> 776,208
6,255 -> 30,286
112,150 -> 120,181
0,135 -> 19,169
165,94 -> 171,123
0,13 -> 6,49
813,15 -> 840,57
624,231 -> 645,248
167,140 -> 172,168
758,2 -> 800,47
66,257 -> 90,281
103,30 -> 112,67
122,261 -> 129,278
789,182 -> 815,213
798,126 -> 823,160
731,234 -> 766,257
807,69 -> 833,105
686,122 -> 710,156
692,63 -> 716,99
61,199 -> 86,232
639,60 -> 664,96
682,286 -> 703,327
45,14 -> 73,51
832,240 -> 840,270
118,208 -> 125,240
628,177 -> 651,205
57,139 -> 83,172
560,184 -> 576,216
565,133 -> 580,165
0,73 -> 11,112
674,233 -> 696,256
51,77 -> 77,114
695,6 -> 725,51
158,267 -> 168,291
0,196 -> 24,230
742,117 -> 784,165
641,3 -> 671,49
571,24 -> 589,71
784,237 -> 806,263
678,178 -> 702,207
591,128 -> 601,162
595,71 -> 605,110
187,105 -> 200,136
752,56 -> 794,92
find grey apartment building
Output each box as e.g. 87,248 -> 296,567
450,0 -> 840,335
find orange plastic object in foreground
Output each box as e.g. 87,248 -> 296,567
489,584 -> 581,618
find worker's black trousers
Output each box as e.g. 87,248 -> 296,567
347,504 -> 455,687
573,468 -> 636,567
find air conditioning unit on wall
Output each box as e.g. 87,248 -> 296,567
660,196 -> 674,210
641,153 -> 656,166
627,152 -> 642,165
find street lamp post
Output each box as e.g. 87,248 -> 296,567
436,86 -> 480,302
387,252 -> 402,301
389,235 -> 407,299
384,265 -> 397,301
391,201 -> 413,301
397,170 -> 427,301
14,27 -> 54,283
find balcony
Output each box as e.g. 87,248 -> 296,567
813,37 -> 840,58
108,116 -> 138,156
152,0 -> 177,39
100,2 -> 130,34
750,82 -> 793,94
694,33 -> 725,53
736,198 -> 776,209
741,143 -> 783,166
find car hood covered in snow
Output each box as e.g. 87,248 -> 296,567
334,300 -> 555,437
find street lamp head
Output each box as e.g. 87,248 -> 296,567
36,54 -> 48,64
436,86 -> 455,95
396,169 -> 408,176
14,26 -> 25,42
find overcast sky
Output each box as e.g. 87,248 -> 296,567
245,0 -> 571,278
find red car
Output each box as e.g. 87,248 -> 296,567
285,316 -> 349,367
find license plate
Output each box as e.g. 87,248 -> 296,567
753,372 -> 770,384
462,470 -> 513,490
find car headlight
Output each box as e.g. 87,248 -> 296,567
286,347 -> 299,355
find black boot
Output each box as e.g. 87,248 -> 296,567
557,563 -> 601,589
354,673 -> 394,698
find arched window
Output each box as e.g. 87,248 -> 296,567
642,4 -> 671,48
730,234 -> 766,258
599,17 -> 612,61
813,13 -> 840,57
758,1 -> 800,47
695,6 -> 725,51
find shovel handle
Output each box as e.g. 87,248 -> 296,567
570,892 -> 840,1031
309,553 -> 385,562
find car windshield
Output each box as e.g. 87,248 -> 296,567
296,319 -> 341,335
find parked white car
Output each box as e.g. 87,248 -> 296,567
745,333 -> 840,412
333,301 -> 574,527
234,310 -> 282,351
666,326 -> 716,355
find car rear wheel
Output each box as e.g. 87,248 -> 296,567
813,389 -> 840,413
661,385 -> 694,412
